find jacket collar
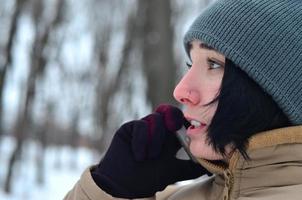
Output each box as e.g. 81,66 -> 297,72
196,125 -> 302,174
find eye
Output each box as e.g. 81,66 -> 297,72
207,58 -> 223,70
186,61 -> 192,69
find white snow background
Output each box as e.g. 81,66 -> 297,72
0,136 -> 99,200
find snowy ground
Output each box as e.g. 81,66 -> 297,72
0,136 -> 202,200
0,136 -> 99,200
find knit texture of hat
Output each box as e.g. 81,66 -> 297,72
184,0 -> 302,125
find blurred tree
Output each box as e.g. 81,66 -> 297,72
0,0 -> 25,139
69,111 -> 80,169
35,102 -> 54,185
4,0 -> 65,193
93,4 -> 137,153
92,0 -> 178,153
139,0 -> 177,109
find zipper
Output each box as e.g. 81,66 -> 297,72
196,154 -> 238,200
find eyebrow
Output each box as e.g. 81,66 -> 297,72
188,42 -> 216,51
187,42 -> 225,64
199,43 -> 215,51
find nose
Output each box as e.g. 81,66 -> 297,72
173,72 -> 200,106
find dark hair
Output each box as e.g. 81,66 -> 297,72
207,58 -> 291,159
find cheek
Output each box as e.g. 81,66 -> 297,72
200,79 -> 221,105
203,102 -> 218,123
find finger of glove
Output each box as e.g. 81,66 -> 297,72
159,129 -> 182,157
154,105 -> 185,155
116,112 -> 181,161
119,118 -> 167,161
141,113 -> 166,160
155,104 -> 184,132
116,120 -> 149,161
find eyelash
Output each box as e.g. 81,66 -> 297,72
185,59 -> 223,70
207,59 -> 222,70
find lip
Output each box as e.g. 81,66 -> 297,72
186,123 -> 207,136
184,115 -> 208,136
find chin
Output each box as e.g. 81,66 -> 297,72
190,143 -> 224,160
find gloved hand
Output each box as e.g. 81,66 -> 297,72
91,104 -> 208,198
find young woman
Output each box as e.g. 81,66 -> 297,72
65,0 -> 302,199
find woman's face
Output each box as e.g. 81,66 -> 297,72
173,40 -> 226,160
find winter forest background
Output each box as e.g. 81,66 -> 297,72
0,0 -> 213,199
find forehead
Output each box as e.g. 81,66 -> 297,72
189,40 -> 225,60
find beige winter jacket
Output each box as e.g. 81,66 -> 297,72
64,125 -> 302,200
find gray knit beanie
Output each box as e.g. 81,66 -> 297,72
184,0 -> 302,125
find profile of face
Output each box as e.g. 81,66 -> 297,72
173,40 -> 226,160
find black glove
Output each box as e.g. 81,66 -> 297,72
91,104 -> 208,198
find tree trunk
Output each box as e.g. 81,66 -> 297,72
4,142 -> 21,192
93,11 -> 137,154
0,0 -> 25,138
36,132 -> 46,185
4,111 -> 26,193
139,0 -> 177,109
69,112 -> 80,169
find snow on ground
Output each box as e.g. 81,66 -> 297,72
0,136 -> 99,200
0,136 -> 204,200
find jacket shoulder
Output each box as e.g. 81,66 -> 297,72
64,166 -> 155,200
162,176 -> 219,200
64,166 -> 218,200
64,166 -> 118,200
